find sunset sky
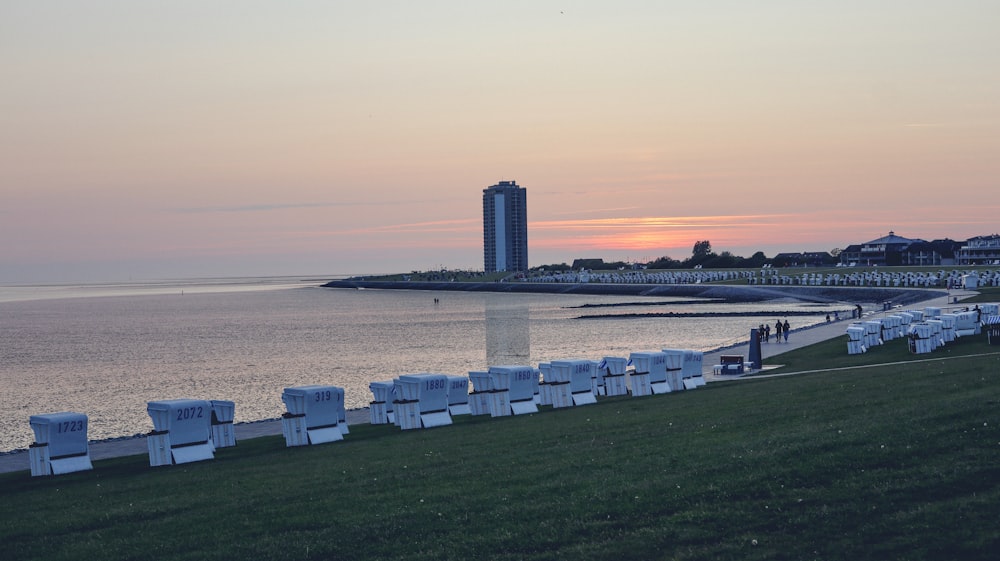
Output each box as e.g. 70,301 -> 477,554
2,1 -> 998,282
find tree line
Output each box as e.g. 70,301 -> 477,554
535,240 -> 836,272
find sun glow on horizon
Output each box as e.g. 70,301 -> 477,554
527,214 -> 792,251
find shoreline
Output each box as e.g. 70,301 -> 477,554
322,279 -> 945,306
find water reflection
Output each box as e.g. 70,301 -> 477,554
485,294 -> 530,366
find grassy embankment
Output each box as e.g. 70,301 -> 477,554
963,286 -> 1000,304
756,286 -> 1000,375
3,329 -> 999,560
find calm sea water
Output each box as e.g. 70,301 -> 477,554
0,277 -> 845,452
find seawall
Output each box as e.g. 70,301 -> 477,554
322,280 -> 945,306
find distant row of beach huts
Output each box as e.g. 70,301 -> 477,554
756,270 -> 998,289
530,268 -> 999,289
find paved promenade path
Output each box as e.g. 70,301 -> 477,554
702,289 -> 977,381
2,289 -> 977,475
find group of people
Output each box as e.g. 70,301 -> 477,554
758,319 -> 791,343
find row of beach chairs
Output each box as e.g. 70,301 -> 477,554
26,349 -> 707,476
846,304 -> 998,355
28,399 -> 237,476
367,350 -> 706,430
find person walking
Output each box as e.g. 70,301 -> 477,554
783,319 -> 791,342
764,323 -> 771,343
774,320 -> 782,343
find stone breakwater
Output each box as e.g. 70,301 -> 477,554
322,280 -> 945,306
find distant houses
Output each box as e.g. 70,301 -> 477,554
957,234 -> 1000,265
837,231 -> 964,267
774,231 -> 1000,269
552,231 -> 1000,272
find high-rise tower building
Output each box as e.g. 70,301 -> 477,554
482,180 -> 528,273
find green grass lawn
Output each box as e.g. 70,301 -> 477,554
762,325 -> 1000,374
962,287 -> 1000,303
3,341 -> 1000,560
